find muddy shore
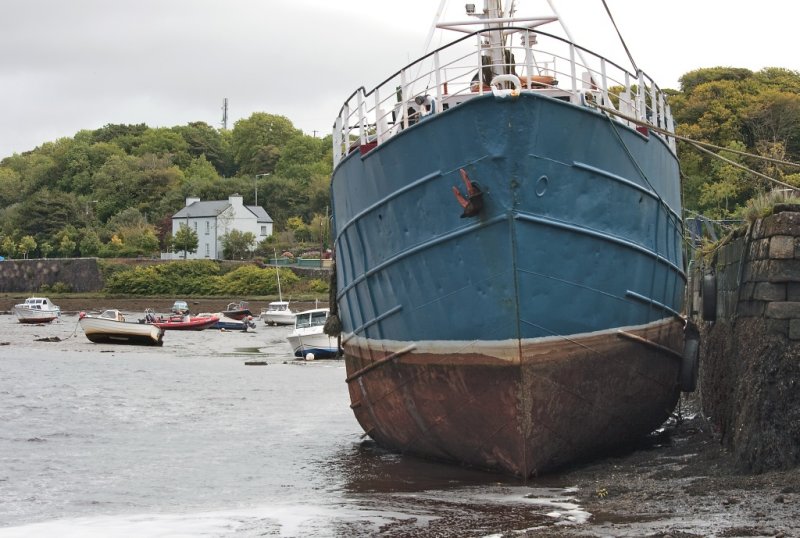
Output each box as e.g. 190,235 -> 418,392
528,395 -> 799,537
3,296 -> 797,536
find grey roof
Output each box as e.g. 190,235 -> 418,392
173,201 -> 273,223
173,201 -> 229,218
247,206 -> 273,223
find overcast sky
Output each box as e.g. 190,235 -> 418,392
1,0 -> 798,159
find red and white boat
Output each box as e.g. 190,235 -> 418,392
142,309 -> 219,330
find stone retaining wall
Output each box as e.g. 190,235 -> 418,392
0,257 -> 331,293
0,258 -> 104,293
691,208 -> 800,473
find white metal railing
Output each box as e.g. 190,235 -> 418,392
332,27 -> 676,167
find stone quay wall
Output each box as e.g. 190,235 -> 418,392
689,207 -> 800,473
0,258 -> 331,294
0,258 -> 104,293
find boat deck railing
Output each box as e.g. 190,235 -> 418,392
333,26 -> 675,167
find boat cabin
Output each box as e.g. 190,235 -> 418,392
294,309 -> 328,329
19,297 -> 57,310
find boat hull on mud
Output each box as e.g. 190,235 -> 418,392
330,3 -> 688,477
344,319 -> 683,476
79,311 -> 164,346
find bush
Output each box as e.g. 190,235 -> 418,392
102,260 -> 301,296
40,282 -> 72,293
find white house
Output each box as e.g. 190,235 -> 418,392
167,194 -> 273,260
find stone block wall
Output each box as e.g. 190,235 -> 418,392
692,208 -> 800,473
738,212 -> 800,339
0,257 -> 104,293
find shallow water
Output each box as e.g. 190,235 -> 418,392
0,314 -> 589,537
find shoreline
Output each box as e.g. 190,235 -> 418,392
1,295 -> 328,316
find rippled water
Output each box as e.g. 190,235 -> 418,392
0,314 -> 589,537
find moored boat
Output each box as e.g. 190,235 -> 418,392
260,301 -> 296,326
329,1 -> 694,477
142,309 -> 219,330
261,256 -> 296,326
221,301 -> 253,321
79,310 -> 164,346
12,297 -> 61,324
286,308 -> 338,359
171,300 -> 190,315
197,312 -> 256,331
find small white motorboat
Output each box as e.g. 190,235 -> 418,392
13,297 -> 61,324
286,308 -> 337,359
260,301 -> 296,326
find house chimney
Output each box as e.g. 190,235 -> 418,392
186,197 -> 200,206
229,193 -> 244,206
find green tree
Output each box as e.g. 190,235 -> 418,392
92,154 -> 183,222
1,236 -> 16,258
133,128 -> 191,168
39,241 -> 53,258
0,167 -> 22,206
274,135 -> 331,183
174,122 -> 233,176
10,189 -> 82,243
742,89 -> 800,157
106,208 -> 161,257
79,228 -> 103,257
172,223 -> 199,258
18,235 -> 36,259
679,67 -> 754,94
91,123 -> 149,153
56,232 -> 77,258
220,229 -> 256,259
230,113 -> 301,175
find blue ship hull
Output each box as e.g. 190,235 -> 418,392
332,91 -> 686,476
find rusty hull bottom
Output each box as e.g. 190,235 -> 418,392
344,319 -> 684,478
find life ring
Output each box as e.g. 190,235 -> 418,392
490,74 -> 521,99
701,273 -> 717,321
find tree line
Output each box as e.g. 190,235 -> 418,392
1,66 -> 800,260
0,113 -> 332,260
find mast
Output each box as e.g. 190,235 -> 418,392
274,249 -> 283,302
486,0 -> 505,79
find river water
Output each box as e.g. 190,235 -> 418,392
0,313 -> 590,537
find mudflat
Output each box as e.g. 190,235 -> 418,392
520,394 -> 799,537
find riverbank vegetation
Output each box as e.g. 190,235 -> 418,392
99,259 -> 331,297
1,67 -> 800,261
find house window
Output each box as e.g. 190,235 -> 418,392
260,225 -> 267,236
205,221 -> 210,235
193,221 -> 197,232
205,244 -> 210,257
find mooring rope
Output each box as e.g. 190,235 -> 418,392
593,102 -> 800,191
